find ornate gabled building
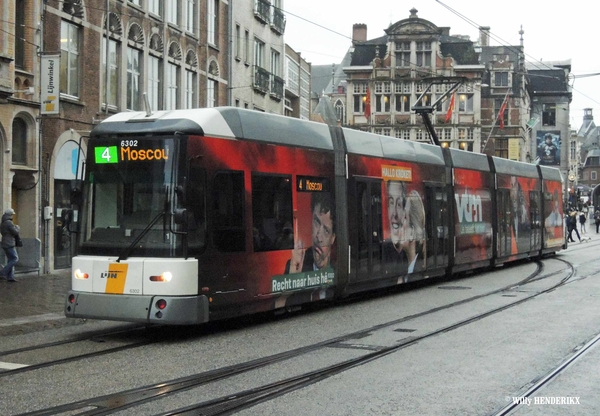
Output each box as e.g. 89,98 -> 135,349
311,8 -> 566,168
342,8 -> 487,151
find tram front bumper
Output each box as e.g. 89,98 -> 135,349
64,291 -> 209,325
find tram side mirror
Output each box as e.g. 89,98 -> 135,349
173,208 -> 187,225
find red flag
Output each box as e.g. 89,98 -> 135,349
499,94 -> 509,129
444,93 -> 455,123
364,87 -> 371,119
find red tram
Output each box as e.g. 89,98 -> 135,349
64,107 -> 565,324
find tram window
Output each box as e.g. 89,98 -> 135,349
187,166 -> 207,253
212,171 -> 245,252
252,174 -> 293,252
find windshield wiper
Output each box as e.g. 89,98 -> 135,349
116,210 -> 165,262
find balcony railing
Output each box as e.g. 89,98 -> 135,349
270,75 -> 284,100
253,66 -> 270,94
271,8 -> 286,34
254,0 -> 270,24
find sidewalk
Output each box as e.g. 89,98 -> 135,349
0,269 -> 72,335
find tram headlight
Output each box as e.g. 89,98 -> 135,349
150,271 -> 172,282
74,269 -> 89,279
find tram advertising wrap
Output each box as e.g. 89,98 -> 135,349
64,107 -> 565,325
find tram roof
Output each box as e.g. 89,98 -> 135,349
91,107 -> 335,151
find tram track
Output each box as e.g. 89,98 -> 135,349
13,257 -> 576,416
0,259 -> 544,377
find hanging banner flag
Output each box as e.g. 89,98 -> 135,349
445,93 -> 455,123
364,87 -> 371,119
41,55 -> 60,115
498,93 -> 509,129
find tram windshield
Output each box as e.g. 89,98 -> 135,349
77,136 -> 189,257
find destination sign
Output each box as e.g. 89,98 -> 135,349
297,176 -> 329,192
94,144 -> 170,164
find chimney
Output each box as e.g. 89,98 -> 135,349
479,26 -> 490,47
353,23 -> 367,44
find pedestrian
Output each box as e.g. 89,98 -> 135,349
567,210 -> 581,243
580,210 -> 587,234
595,209 -> 600,233
1,208 -> 21,282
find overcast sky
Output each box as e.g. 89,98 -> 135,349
283,0 -> 600,131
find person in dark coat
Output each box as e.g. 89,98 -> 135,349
1,208 -> 21,282
567,210 -> 581,243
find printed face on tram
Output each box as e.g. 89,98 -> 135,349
311,202 -> 336,269
387,181 -> 409,251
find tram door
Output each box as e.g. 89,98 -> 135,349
354,179 -> 383,282
529,191 -> 541,249
497,189 -> 512,257
425,186 -> 449,270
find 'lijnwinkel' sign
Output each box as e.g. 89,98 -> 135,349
41,55 -> 60,115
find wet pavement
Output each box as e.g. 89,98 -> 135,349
0,269 -> 75,336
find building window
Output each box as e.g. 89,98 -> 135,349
353,83 -> 368,113
235,24 -> 241,59
542,103 -> 556,126
300,70 -> 310,119
166,1 -> 179,25
12,118 -> 27,165
271,49 -> 280,77
395,94 -> 410,113
495,138 -> 508,158
494,71 -> 509,87
416,41 -> 431,67
207,61 -> 219,107
208,0 -> 218,45
185,69 -> 196,109
287,58 -> 299,92
254,38 -> 265,68
127,48 -> 141,111
458,93 -> 473,112
185,0 -> 196,33
149,0 -> 161,16
15,1 -> 25,68
375,82 -> 390,113
495,98 -> 508,122
335,99 -> 345,125
244,30 -> 250,64
148,55 -> 161,111
592,171 -> 598,181
102,37 -> 119,108
166,63 -> 179,110
207,78 -> 217,107
60,21 -> 80,97
395,42 -> 410,67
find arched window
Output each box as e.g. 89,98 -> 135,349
12,118 -> 27,165
207,61 -> 219,108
